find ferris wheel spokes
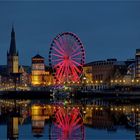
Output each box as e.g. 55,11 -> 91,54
54,39 -> 64,52
52,46 -> 64,56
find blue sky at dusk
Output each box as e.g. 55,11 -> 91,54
0,1 -> 140,65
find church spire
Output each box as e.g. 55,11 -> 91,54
9,25 -> 17,55
7,25 -> 19,74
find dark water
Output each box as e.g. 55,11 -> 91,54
0,98 -> 139,140
0,124 -> 135,140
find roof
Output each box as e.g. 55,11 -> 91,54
32,54 -> 44,59
84,60 -> 106,66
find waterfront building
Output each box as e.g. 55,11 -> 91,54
123,62 -> 135,85
127,62 -> 135,78
83,59 -> 135,87
44,67 -> 54,85
19,65 -> 30,86
83,64 -> 93,83
92,59 -> 117,83
113,61 -> 127,81
83,59 -> 117,84
31,54 -> 45,86
135,49 -> 140,79
7,26 -> 19,74
0,65 -> 7,85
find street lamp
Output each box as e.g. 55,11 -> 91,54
95,80 -> 98,84
83,76 -> 87,85
100,80 -> 103,84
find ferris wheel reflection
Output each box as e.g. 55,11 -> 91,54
49,107 -> 85,140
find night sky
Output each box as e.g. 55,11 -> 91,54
0,1 -> 140,65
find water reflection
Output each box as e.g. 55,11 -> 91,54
7,111 -> 19,140
49,107 -> 84,140
31,105 -> 48,138
0,99 -> 139,139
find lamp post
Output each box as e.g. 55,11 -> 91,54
82,76 -> 87,91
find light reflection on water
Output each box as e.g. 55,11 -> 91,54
0,99 -> 139,140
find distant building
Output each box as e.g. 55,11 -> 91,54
122,61 -> 135,85
92,59 -> 117,83
84,59 -> 117,84
19,65 -> 30,85
135,49 -> 140,79
31,54 -> 45,86
113,61 -> 127,80
83,58 -> 134,85
0,65 -> 8,84
44,66 -> 54,85
83,64 -> 93,83
7,26 -> 19,74
127,61 -> 135,77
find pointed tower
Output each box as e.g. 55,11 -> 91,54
7,26 -> 19,74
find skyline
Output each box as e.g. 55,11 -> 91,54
0,1 -> 140,65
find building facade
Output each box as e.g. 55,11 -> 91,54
7,26 -> 19,74
31,54 -> 45,86
83,59 -> 117,84
135,49 -> 140,79
83,65 -> 93,83
83,59 -> 134,86
19,65 -> 30,86
92,59 -> 116,83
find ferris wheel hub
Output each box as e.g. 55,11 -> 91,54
64,55 -> 69,60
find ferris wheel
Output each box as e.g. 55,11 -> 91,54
49,32 -> 85,83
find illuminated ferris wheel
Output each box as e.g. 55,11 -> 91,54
49,32 -> 85,83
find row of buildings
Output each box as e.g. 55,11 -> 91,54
83,49 -> 140,86
0,27 -> 140,87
